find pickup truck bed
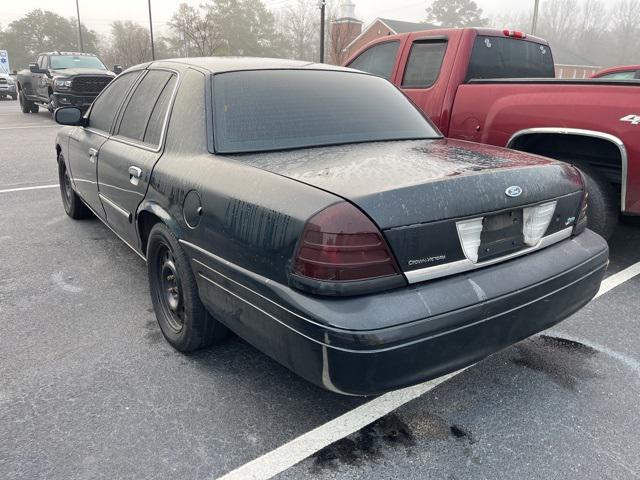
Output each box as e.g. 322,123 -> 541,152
345,28 -> 640,238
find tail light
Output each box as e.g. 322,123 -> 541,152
503,29 -> 527,39
523,201 -> 557,246
574,190 -> 589,235
291,202 -> 404,295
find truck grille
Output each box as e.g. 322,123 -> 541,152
71,76 -> 112,94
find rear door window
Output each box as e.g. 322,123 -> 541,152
348,41 -> 399,80
467,36 -> 555,80
401,40 -> 447,88
117,70 -> 175,146
88,71 -> 141,133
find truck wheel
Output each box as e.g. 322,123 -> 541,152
0,94 -> 5,100
147,223 -> 228,352
19,91 -> 31,113
30,103 -> 39,113
576,166 -> 618,240
48,94 -> 58,113
58,156 -> 91,219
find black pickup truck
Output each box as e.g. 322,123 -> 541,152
16,52 -> 119,113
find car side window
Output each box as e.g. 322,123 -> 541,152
401,41 -> 447,88
88,71 -> 141,134
599,71 -> 637,80
117,70 -> 175,146
143,75 -> 177,146
36,55 -> 44,69
348,41 -> 399,81
41,56 -> 49,70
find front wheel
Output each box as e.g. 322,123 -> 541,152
58,156 -> 91,219
48,94 -> 58,113
147,223 -> 228,352
19,91 -> 32,113
576,166 -> 618,240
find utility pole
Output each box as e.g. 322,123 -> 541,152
75,0 -> 84,52
531,0 -> 540,35
148,0 -> 156,60
319,1 -> 326,63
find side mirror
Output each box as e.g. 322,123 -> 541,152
29,63 -> 41,74
55,107 -> 85,126
113,65 -> 123,75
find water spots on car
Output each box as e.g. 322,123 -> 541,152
511,334 -> 598,390
223,198 -> 292,251
51,271 -> 83,293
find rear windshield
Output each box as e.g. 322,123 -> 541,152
212,70 -> 440,154
466,36 -> 555,80
50,55 -> 107,70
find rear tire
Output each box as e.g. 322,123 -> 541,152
58,156 -> 91,219
576,166 -> 618,240
147,223 -> 228,352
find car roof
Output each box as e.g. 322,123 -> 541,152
42,52 -> 97,57
145,57 -> 356,74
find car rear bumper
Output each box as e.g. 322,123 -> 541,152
187,229 -> 608,395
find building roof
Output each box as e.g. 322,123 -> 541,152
551,45 -> 599,67
378,18 -> 437,33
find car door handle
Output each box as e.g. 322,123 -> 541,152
128,166 -> 143,186
128,166 -> 142,178
88,148 -> 98,163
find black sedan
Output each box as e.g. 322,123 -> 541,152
54,58 -> 609,395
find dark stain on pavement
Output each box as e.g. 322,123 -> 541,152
512,334 -> 598,390
311,413 -> 415,471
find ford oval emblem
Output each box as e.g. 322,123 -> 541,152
505,186 -> 523,198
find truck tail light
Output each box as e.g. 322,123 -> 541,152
292,202 -> 401,283
503,29 -> 527,39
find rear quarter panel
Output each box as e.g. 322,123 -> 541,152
448,83 -> 640,213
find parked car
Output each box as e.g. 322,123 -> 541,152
53,58 -> 608,395
592,65 -> 640,80
16,52 -> 118,114
0,73 -> 17,100
344,28 -> 640,239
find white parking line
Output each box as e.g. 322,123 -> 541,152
595,261 -> 640,298
216,259 -> 640,480
0,184 -> 58,194
0,124 -> 58,131
216,369 -> 465,480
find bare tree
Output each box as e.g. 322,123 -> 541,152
610,0 -> 640,63
108,21 -> 153,67
536,0 -> 579,46
168,3 -> 225,57
281,0 -> 318,60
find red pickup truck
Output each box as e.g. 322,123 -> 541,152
345,28 -> 640,238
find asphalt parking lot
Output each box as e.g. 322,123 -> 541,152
1,97 -> 640,480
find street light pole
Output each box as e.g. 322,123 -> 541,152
148,0 -> 156,61
75,0 -> 84,52
531,0 -> 540,35
319,1 -> 326,63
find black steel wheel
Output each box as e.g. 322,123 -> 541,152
58,155 -> 91,219
147,223 -> 228,352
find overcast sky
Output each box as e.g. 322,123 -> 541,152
2,0 -> 538,35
